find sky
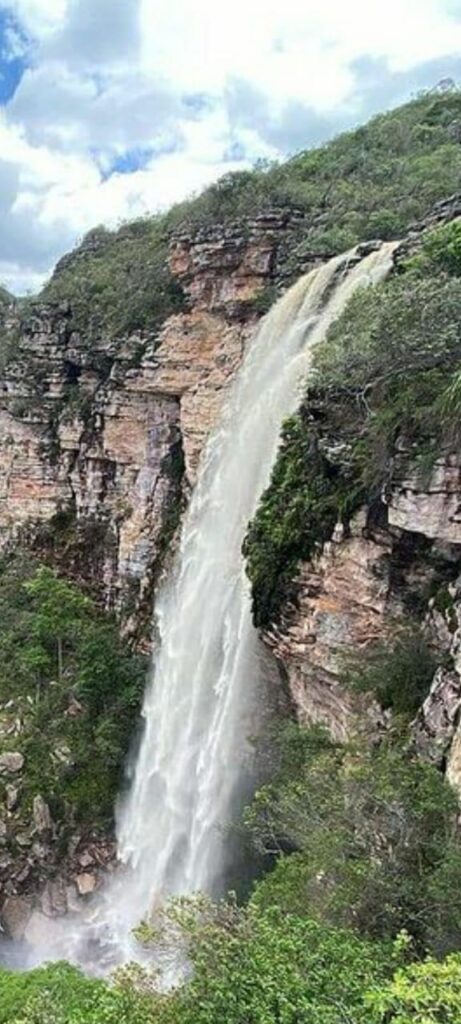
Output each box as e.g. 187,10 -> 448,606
0,0 -> 460,293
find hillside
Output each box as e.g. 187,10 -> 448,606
37,87 -> 461,337
1,88 -> 461,1023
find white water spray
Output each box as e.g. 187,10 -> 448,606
12,243 -> 397,970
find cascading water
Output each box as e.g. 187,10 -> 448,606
9,242 -> 397,971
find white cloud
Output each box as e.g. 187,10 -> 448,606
0,0 -> 460,292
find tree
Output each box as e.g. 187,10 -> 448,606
24,566 -> 91,682
245,728 -> 461,950
366,953 -> 461,1023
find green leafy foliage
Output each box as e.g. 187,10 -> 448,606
177,905 -> 394,1024
411,218 -> 461,277
245,726 -> 461,952
0,555 -> 147,827
343,629 -> 438,717
88,896 -> 401,1024
0,961 -> 157,1024
41,219 -> 185,339
366,953 -> 461,1023
1,916 -> 460,1024
30,88 -> 461,341
245,222 -> 461,625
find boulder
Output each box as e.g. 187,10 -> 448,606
15,831 -> 32,848
75,872 -> 97,896
33,795 -> 53,834
0,752 -> 24,775
5,784 -> 19,812
78,849 -> 94,869
40,879 -> 68,917
1,895 -> 31,939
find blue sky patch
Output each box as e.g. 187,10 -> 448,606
0,8 -> 30,104
111,147 -> 154,174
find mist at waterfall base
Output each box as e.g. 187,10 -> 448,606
1,242 -> 397,974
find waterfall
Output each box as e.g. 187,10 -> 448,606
114,242 -> 398,927
16,242 -> 397,970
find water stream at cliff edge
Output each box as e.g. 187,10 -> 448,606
12,241 -> 398,971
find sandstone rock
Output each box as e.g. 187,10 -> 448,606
413,668 -> 461,767
264,528 -> 394,740
5,784 -> 19,811
66,884 -> 82,913
78,849 -> 94,869
0,852 -> 13,873
15,831 -> 32,848
75,872 -> 97,896
266,485 -> 461,748
1,895 -> 31,939
0,218 -> 287,644
14,865 -> 31,885
40,878 -> 68,917
386,454 -> 461,544
31,840 -> 49,861
33,795 -> 53,834
0,752 -> 24,775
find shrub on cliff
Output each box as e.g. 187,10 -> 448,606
42,217 -> 185,339
0,555 -> 147,829
245,221 -> 461,627
342,629 -> 438,718
366,953 -> 461,1024
28,88 -> 461,343
244,725 -> 461,952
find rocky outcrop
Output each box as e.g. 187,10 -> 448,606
1,200 -> 460,643
387,453 -> 461,542
265,454 -> 461,743
394,192 -> 461,264
264,522 -> 393,740
169,209 -> 321,316
0,212 -> 310,638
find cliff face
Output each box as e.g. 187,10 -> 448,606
0,211 -> 314,640
0,196 -> 461,933
1,202 -> 461,722
265,457 -> 461,750
259,201 -> 461,781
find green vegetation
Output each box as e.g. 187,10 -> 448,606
0,555 -> 146,829
343,629 -> 438,717
160,900 -> 396,1024
40,219 -> 185,339
32,88 -> 461,340
1,931 -> 458,1023
366,953 -> 461,1023
245,726 -> 461,953
0,960 -> 157,1024
2,89 -> 461,1023
2,727 -> 461,1021
243,408 -> 361,626
162,88 -> 461,247
245,217 -> 461,625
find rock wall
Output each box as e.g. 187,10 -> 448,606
1,199 -> 461,934
265,448 -> 461,757
0,210 -> 314,640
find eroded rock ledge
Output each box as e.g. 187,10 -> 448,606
264,454 -> 461,780
0,210 -> 314,639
